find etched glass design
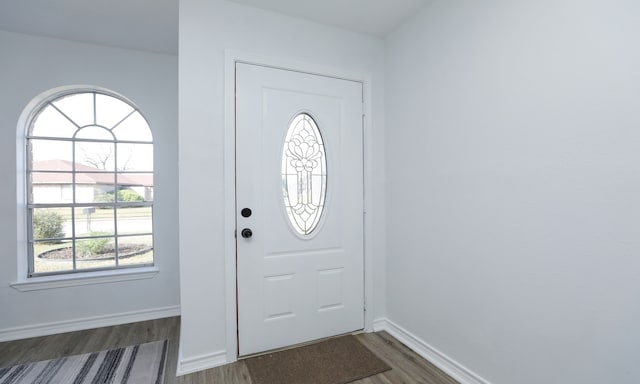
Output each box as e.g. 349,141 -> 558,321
282,113 -> 327,235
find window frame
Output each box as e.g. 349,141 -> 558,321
20,86 -> 156,280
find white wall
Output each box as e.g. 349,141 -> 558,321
385,1 -> 640,383
179,0 -> 385,369
0,31 -> 179,337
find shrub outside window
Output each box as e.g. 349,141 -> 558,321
26,90 -> 154,277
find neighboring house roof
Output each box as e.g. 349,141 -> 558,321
31,160 -> 152,187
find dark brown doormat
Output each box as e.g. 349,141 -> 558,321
244,335 -> 391,384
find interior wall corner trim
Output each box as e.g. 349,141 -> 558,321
374,317 -> 492,384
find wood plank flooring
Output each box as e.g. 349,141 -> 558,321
0,317 -> 458,383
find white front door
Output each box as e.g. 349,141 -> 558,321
236,63 -> 364,356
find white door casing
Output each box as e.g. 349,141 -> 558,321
236,63 -> 364,356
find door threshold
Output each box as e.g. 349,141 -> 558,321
238,328 -> 365,359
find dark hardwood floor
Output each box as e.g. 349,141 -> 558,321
0,317 -> 458,383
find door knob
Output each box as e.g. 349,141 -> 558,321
241,228 -> 253,238
241,208 -> 252,218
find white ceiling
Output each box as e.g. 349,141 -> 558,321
0,0 -> 429,55
227,0 -> 430,37
0,0 -> 178,54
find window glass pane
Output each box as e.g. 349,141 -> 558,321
75,235 -> 116,271
32,239 -> 74,274
96,93 -> 134,129
118,173 -> 153,201
73,172 -> 115,204
29,140 -> 73,165
117,235 -> 153,267
30,104 -> 77,138
52,93 -> 95,128
112,111 -> 152,142
75,142 -> 116,171
281,113 -> 327,235
31,207 -> 71,241
75,258 -> 116,271
117,205 -> 152,234
30,172 -> 73,204
117,143 -> 153,172
74,207 -> 115,237
75,125 -> 114,140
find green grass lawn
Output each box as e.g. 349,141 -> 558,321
41,206 -> 152,220
32,206 -> 153,274
33,235 -> 153,274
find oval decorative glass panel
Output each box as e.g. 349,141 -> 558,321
282,113 -> 327,235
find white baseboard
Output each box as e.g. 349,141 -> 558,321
372,317 -> 388,332
373,318 -> 492,384
177,349 -> 228,376
0,305 -> 181,342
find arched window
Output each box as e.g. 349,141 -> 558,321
25,89 -> 154,277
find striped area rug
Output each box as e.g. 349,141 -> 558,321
0,339 -> 168,384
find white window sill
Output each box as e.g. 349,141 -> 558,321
11,267 -> 159,292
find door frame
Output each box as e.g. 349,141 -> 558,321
224,50 -> 375,363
